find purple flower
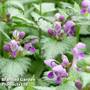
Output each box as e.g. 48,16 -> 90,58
64,20 -> 75,36
3,44 -> 10,52
80,8 -> 87,14
47,71 -> 54,78
61,55 -> 69,67
44,59 -> 57,68
13,30 -> 25,40
76,42 -> 86,49
9,40 -> 19,58
53,65 -> 68,77
31,38 -> 38,45
9,40 -> 18,52
81,0 -> 89,8
75,80 -> 82,90
4,40 -> 19,58
81,0 -> 90,14
44,59 -> 68,84
88,6 -> 90,13
24,43 -> 36,54
55,76 -> 62,85
29,47 -> 36,54
19,31 -> 25,39
48,28 -> 54,36
72,43 -> 86,60
54,21 -> 62,35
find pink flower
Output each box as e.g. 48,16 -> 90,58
81,0 -> 89,8
61,55 -> 69,67
44,59 -> 57,68
72,43 -> 86,60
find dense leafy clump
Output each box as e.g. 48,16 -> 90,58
0,0 -> 90,90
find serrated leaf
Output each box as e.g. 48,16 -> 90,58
42,37 -> 76,59
0,57 -> 30,78
56,81 -> 77,90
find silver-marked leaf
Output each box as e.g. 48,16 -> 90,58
42,37 -> 76,59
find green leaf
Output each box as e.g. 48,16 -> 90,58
81,38 -> 90,53
0,85 -> 7,90
0,30 -> 11,41
69,68 -> 80,81
42,37 -> 76,59
80,72 -> 90,87
34,86 -> 55,90
30,59 -> 45,78
56,81 -> 77,90
33,3 -> 56,14
25,76 -> 35,90
0,57 -> 30,78
6,0 -> 24,13
31,12 -> 41,22
77,56 -> 90,72
13,86 -> 24,90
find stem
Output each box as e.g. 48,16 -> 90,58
39,0 -> 42,57
76,25 -> 80,43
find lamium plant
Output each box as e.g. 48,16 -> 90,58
0,0 -> 90,90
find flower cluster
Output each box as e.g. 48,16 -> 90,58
72,42 -> 86,60
81,0 -> 90,14
3,30 -> 36,58
44,55 -> 69,84
48,13 -> 76,39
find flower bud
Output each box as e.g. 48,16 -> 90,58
13,30 -> 19,40
81,0 -> 89,8
61,55 -> 69,67
59,15 -> 65,21
29,47 -> 36,54
19,31 -> 25,39
54,13 -> 61,20
3,44 -> 10,52
48,28 -> 54,36
75,80 -> 82,90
